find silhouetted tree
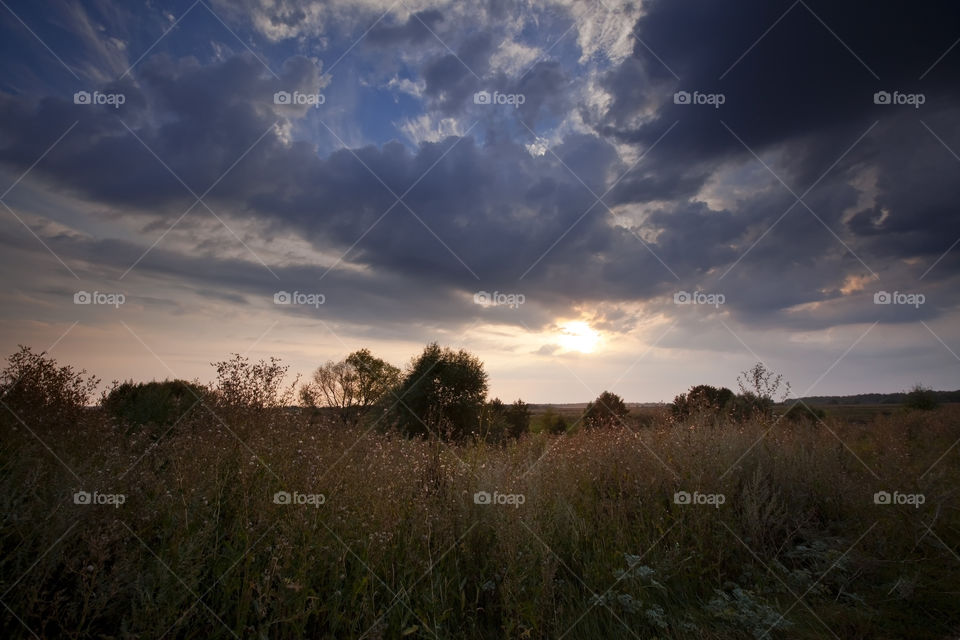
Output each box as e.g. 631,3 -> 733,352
671,384 -> 736,420
582,391 -> 629,429
301,349 -> 401,425
391,343 -> 488,440
504,399 -> 531,438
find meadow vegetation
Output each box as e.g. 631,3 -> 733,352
1,345 -> 958,639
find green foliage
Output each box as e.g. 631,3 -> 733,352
782,402 -> 826,424
537,407 -> 570,434
300,349 -> 401,425
480,398 -> 533,442
581,390 -> 629,429
904,384 -> 939,411
504,399 -> 531,439
0,345 -> 99,428
101,379 -> 207,433
671,384 -> 736,420
390,343 -> 488,439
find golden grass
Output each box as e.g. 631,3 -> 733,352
1,406 -> 959,638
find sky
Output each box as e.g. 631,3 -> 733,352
0,0 -> 958,403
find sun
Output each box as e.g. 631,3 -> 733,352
558,321 -> 600,354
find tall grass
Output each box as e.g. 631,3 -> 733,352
1,404 -> 958,638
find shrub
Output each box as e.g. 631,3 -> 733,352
582,391 -> 629,429
736,363 -> 791,420
0,345 -> 99,428
390,343 -> 488,439
904,384 -> 939,411
782,402 -> 826,425
102,379 -> 207,433
211,354 -> 298,411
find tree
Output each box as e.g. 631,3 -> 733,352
391,343 -> 488,440
300,349 -> 401,425
504,399 -> 531,439
671,384 -> 736,420
581,391 -> 629,429
0,346 -> 99,428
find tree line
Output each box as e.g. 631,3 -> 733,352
0,345 -> 942,441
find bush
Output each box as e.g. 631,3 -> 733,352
390,343 -> 488,440
211,354 -> 298,412
672,384 -> 736,421
0,345 -> 99,428
904,384 -> 939,411
102,379 -> 207,433
582,391 -> 629,429
736,363 -> 790,420
782,402 -> 826,425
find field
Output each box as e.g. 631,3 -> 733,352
2,404 -> 960,639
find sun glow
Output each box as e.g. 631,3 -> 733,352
558,321 -> 600,353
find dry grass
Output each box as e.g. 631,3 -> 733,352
1,405 -> 959,638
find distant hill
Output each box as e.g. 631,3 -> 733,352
792,390 -> 960,405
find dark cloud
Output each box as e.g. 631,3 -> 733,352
0,0 -> 958,346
